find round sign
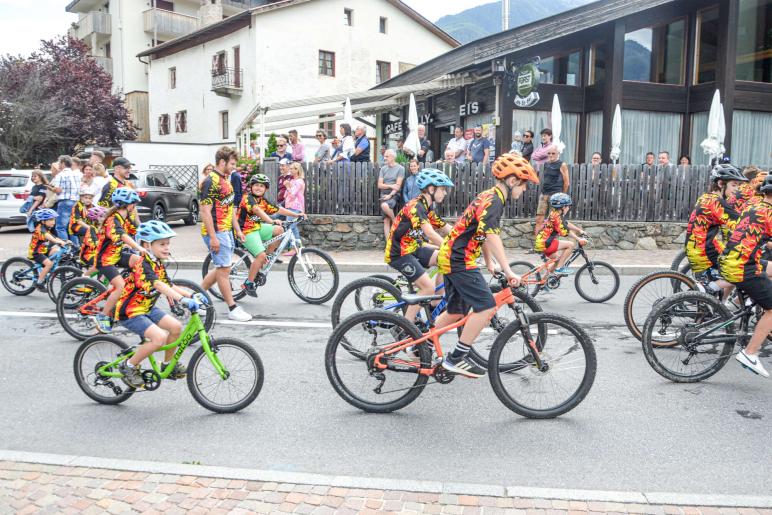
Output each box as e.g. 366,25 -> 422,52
516,63 -> 540,98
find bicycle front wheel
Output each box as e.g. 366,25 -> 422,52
161,279 -> 216,333
187,338 -> 264,413
73,335 -> 134,404
574,260 -> 620,303
57,277 -> 107,340
47,265 -> 82,303
509,260 -> 542,297
201,247 -> 251,302
1,257 -> 37,296
623,270 -> 697,342
488,313 -> 596,419
331,277 -> 405,328
288,247 -> 339,304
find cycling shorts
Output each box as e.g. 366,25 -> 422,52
98,251 -> 134,281
119,306 -> 169,337
244,224 -> 276,256
734,275 -> 772,310
444,269 -> 496,314
544,239 -> 559,257
32,253 -> 50,265
388,246 -> 434,282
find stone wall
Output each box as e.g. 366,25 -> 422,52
300,215 -> 687,251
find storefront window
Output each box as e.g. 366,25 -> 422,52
585,111 -> 603,162
736,0 -> 772,82
512,110 -> 580,164
689,112 -> 710,165
732,110 -> 772,165
695,7 -> 719,83
589,44 -> 607,85
624,19 -> 685,84
620,110 -> 682,164
538,51 -> 582,86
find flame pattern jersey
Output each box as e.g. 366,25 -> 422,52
79,226 -> 99,268
96,212 -> 134,267
28,224 -> 50,260
719,201 -> 772,283
115,253 -> 170,320
68,201 -> 88,236
98,177 -> 139,227
437,186 -> 505,274
729,182 -> 757,213
384,196 -> 446,264
238,194 -> 279,235
534,209 -> 569,253
685,192 -> 740,273
200,172 -> 234,236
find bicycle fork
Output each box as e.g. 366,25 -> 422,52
515,306 -> 547,372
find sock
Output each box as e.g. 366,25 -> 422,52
449,342 -> 471,361
229,304 -> 237,311
125,361 -> 136,369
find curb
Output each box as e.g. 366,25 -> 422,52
1,449 -> 770,508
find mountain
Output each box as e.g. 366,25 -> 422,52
436,0 -> 595,45
622,40 -> 652,81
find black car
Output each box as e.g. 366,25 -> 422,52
129,170 -> 199,225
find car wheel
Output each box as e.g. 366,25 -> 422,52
184,202 -> 199,226
152,203 -> 167,222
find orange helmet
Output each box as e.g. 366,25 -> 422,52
492,153 -> 539,184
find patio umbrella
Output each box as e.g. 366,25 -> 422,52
403,93 -> 420,157
700,89 -> 723,162
718,101 -> 726,159
610,104 -> 622,164
551,94 -> 565,154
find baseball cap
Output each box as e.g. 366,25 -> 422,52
279,158 -> 291,165
113,157 -> 134,168
80,183 -> 100,197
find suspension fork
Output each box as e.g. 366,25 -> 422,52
515,305 -> 546,370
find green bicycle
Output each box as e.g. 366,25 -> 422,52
73,303 -> 263,413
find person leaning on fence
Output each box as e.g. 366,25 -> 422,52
314,131 -> 331,164
679,155 -> 692,166
335,124 -> 354,162
378,149 -> 405,239
283,162 -> 306,255
643,152 -> 655,167
350,125 -> 371,163
276,158 -> 293,208
521,130 -> 535,161
510,131 -> 524,154
288,129 -> 305,162
658,151 -> 672,167
530,128 -> 553,167
436,148 -> 457,167
534,145 -> 570,236
402,158 -> 421,203
446,126 -> 468,165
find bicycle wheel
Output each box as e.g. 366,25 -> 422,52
47,265 -> 82,303
641,291 -> 735,382
57,277 -> 107,340
73,335 -> 135,404
159,279 -> 216,333
623,270 -> 697,342
201,247 -> 252,302
488,313 -> 596,419
187,337 -> 264,413
574,260 -> 620,303
287,247 -> 339,304
670,250 -> 688,273
509,260 -> 542,297
331,277 -> 405,328
369,274 -> 397,286
1,257 -> 37,296
326,310 -> 431,413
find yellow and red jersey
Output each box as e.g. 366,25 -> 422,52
720,201 -> 772,283
534,209 -> 569,253
98,177 -> 139,228
437,186 -> 505,274
69,201 -> 89,236
79,226 -> 99,268
28,224 -> 50,259
685,192 -> 740,273
96,212 -> 133,267
384,196 -> 446,264
728,182 -> 756,213
114,254 -> 170,320
238,194 -> 278,235
200,172 -> 234,236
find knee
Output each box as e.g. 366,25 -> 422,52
567,241 -> 575,249
112,277 -> 125,289
168,321 -> 182,338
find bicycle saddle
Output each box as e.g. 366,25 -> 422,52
400,293 -> 444,305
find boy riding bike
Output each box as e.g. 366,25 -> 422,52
28,208 -> 70,291
534,192 -> 586,275
68,187 -> 97,247
239,174 -> 303,297
435,153 -> 539,378
79,206 -> 108,275
116,221 -> 208,388
384,168 -> 453,325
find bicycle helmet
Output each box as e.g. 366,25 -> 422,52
136,220 -> 177,243
34,208 -> 57,222
750,170 -> 768,190
416,168 -> 454,190
111,187 -> 140,206
549,192 -> 572,209
249,173 -> 270,186
760,174 -> 772,194
710,163 -> 748,184
492,153 -> 540,184
86,206 -> 108,221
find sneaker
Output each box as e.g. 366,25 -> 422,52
242,280 -> 258,298
94,314 -> 113,333
555,267 -> 574,275
35,282 -> 47,292
118,362 -> 144,388
163,362 -> 187,379
228,305 -> 252,322
282,250 -> 296,257
441,355 -> 487,378
736,350 -> 769,378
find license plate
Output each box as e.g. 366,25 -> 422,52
0,194 -> 6,200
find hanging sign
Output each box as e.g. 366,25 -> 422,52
510,59 -> 541,108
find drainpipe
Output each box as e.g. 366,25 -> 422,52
501,0 -> 509,32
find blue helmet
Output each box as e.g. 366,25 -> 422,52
111,187 -> 140,206
549,192 -> 572,209
416,168 -> 454,190
34,208 -> 58,222
136,220 -> 177,243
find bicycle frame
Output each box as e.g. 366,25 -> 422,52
15,246 -> 71,282
519,246 -> 589,286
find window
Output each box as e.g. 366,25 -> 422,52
695,8 -> 719,83
158,114 -> 170,136
105,42 -> 111,58
344,8 -> 353,26
538,51 -> 581,86
589,44 -> 607,84
512,110 -> 580,163
169,67 -> 176,89
376,60 -> 391,84
379,16 -> 387,33
623,19 -> 685,84
156,0 -> 173,10
620,110 -> 682,164
319,50 -> 335,76
175,110 -> 187,133
585,111 -> 603,160
212,51 -> 227,75
220,111 -> 229,139
736,0 -> 771,82
154,174 -> 170,188
319,115 -> 335,137
733,110 -> 772,163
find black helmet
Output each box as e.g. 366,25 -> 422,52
710,163 -> 747,184
760,174 -> 772,194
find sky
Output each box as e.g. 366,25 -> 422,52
0,0 -> 485,57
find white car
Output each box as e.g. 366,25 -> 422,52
0,169 -> 47,227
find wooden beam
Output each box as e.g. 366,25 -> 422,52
602,20 -> 625,163
717,0 -> 739,156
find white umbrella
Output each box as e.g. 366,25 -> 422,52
610,104 -> 622,164
403,93 -> 420,157
700,89 -> 723,162
341,96 -> 354,129
717,102 -> 726,159
550,94 -> 565,154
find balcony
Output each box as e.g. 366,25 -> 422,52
93,56 -> 112,76
69,11 -> 111,41
143,8 -> 199,39
211,67 -> 244,97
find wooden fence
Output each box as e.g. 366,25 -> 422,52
260,162 -> 714,222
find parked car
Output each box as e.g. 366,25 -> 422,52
130,170 -> 199,225
0,169 -> 50,227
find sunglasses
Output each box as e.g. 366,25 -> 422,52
316,135 -> 324,138
277,144 -> 286,147
547,153 -> 558,156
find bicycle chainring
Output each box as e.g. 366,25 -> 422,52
255,272 -> 267,287
432,366 -> 455,384
547,275 -> 562,289
141,370 -> 161,391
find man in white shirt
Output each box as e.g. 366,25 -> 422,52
446,126 -> 468,165
48,155 -> 82,242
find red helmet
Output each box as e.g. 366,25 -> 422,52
492,153 -> 539,184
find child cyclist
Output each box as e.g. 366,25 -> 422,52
79,205 -> 108,275
68,186 -> 97,247
116,221 -> 209,388
28,208 -> 70,291
240,174 -> 304,297
534,193 -> 586,275
94,188 -> 146,332
384,168 -> 453,325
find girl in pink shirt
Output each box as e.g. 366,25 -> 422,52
283,163 -> 306,255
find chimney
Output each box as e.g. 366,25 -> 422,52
501,0 -> 509,31
199,0 -> 224,28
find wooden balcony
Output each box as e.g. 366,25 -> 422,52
69,11 -> 111,40
211,67 -> 244,97
143,8 -> 199,39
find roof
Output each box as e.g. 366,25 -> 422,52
376,0 -> 677,88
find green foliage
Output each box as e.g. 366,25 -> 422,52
264,133 -> 278,157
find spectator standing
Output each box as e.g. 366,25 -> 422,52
80,163 -> 99,197
47,154 -> 81,243
283,162 -> 306,255
402,158 -> 421,202
89,150 -> 105,167
658,151 -> 672,167
534,145 -> 570,235
521,130 -> 535,161
436,148 -> 457,167
378,149 -> 405,239
350,125 -> 371,163
415,124 -> 431,163
91,164 -> 108,203
276,158 -> 293,207
44,163 -> 60,208
26,170 -> 48,232
335,124 -> 354,162
679,155 -> 691,166
531,128 -> 553,167
199,163 -> 214,191
271,137 -> 293,161
510,131 -> 524,154
446,126 -> 468,165
314,131 -> 331,163
248,141 -> 259,160
643,152 -> 655,167
467,125 -> 491,164
591,152 -> 602,166
288,129 -> 305,162
70,156 -> 82,174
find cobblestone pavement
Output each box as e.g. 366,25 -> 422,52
2,461 -> 769,515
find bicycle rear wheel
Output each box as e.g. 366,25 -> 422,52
488,313 -> 596,419
575,260 -> 620,303
641,291 -> 735,382
326,310 -> 431,413
57,277 -> 107,340
509,260 -> 542,297
201,247 -> 251,302
331,277 -> 405,328
1,257 -> 37,296
288,247 -> 339,304
47,265 -> 82,303
73,336 -> 134,404
623,270 -> 696,342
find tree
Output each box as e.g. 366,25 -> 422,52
264,133 -> 278,157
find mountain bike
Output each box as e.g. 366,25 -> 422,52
325,274 -> 596,418
1,244 -> 82,302
73,302 -> 263,413
623,269 -> 697,342
202,219 -> 339,304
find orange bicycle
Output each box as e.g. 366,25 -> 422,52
325,274 -> 596,419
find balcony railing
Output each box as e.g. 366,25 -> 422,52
221,0 -> 265,10
142,8 -> 199,39
92,56 -> 113,76
211,67 -> 244,97
69,11 -> 111,40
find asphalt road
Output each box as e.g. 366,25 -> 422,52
0,270 -> 770,497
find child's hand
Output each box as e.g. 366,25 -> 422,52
578,238 -> 587,246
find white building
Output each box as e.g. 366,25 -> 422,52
126,0 -> 458,169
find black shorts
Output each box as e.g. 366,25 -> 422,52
389,246 -> 434,282
32,253 -> 49,265
735,275 -> 772,310
444,268 -> 496,314
98,252 -> 134,281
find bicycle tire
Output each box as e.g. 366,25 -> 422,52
641,291 -> 735,383
622,270 -> 697,342
331,277 -> 405,328
670,250 -> 688,272
166,279 -> 216,333
574,260 -> 620,303
73,335 -> 135,405
488,312 -> 596,419
509,260 -> 542,297
1,257 -> 37,296
201,247 -> 252,302
287,247 -> 339,304
57,277 -> 107,340
326,309 -> 431,413
369,274 -> 397,286
47,265 -> 82,303
187,337 -> 264,413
